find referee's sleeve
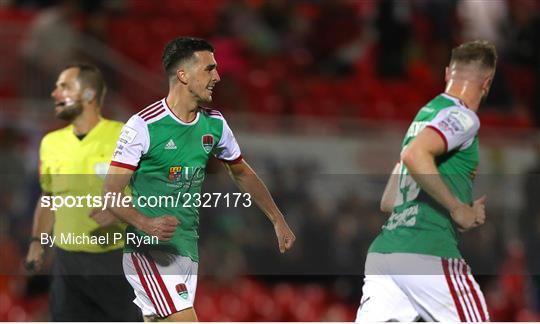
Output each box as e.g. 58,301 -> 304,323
110,115 -> 149,170
38,138 -> 52,193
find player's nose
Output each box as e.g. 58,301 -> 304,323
51,88 -> 59,100
213,70 -> 221,83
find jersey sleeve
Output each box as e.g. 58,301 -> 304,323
426,106 -> 480,152
213,118 -> 242,164
38,138 -> 52,193
110,115 -> 150,170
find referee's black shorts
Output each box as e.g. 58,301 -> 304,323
50,247 -> 142,321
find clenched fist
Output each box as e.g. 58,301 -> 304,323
140,215 -> 179,241
451,195 -> 487,232
274,219 -> 296,253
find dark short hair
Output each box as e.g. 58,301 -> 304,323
162,37 -> 214,77
65,62 -> 107,106
450,40 -> 498,71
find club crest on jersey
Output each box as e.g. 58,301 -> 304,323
175,283 -> 188,300
201,134 -> 214,153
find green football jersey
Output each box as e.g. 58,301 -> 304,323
111,98 -> 243,261
369,93 -> 480,258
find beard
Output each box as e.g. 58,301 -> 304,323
195,90 -> 213,104
198,95 -> 212,104
189,84 -> 214,104
55,101 -> 83,122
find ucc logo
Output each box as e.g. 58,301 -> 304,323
168,166 -> 205,189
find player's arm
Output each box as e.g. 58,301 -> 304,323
223,159 -> 295,253
102,166 -> 178,241
380,162 -> 400,213
401,127 -> 485,231
25,193 -> 54,272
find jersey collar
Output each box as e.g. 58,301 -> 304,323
162,98 -> 200,125
69,118 -> 105,143
441,93 -> 469,109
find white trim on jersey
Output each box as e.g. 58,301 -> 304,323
111,99 -> 243,170
163,98 -> 201,125
111,114 -> 150,170
207,113 -> 242,163
426,105 -> 480,152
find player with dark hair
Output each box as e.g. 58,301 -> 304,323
356,41 -> 497,322
104,37 -> 296,322
25,63 -> 142,321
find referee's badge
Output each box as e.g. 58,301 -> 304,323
201,134 -> 214,153
94,162 -> 109,179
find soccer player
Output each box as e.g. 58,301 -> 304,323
103,37 -> 296,322
355,41 -> 496,322
24,63 -> 142,321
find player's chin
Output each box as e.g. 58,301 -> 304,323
54,109 -> 66,119
199,94 -> 213,103
55,107 -> 81,121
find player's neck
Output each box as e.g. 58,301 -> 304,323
444,81 -> 481,112
72,109 -> 101,136
166,93 -> 198,123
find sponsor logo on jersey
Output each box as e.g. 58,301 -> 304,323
383,205 -> 419,230
437,120 -> 451,133
165,139 -> 177,150
201,134 -> 214,153
448,109 -> 474,132
168,165 -> 205,189
120,126 -> 138,144
168,166 -> 183,181
175,283 -> 188,300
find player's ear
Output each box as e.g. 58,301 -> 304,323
482,73 -> 493,91
82,89 -> 95,103
444,66 -> 450,83
176,68 -> 188,84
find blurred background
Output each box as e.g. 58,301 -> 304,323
1,0 -> 540,321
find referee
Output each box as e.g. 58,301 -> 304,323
24,63 -> 142,321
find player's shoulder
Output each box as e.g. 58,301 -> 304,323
200,106 -> 224,120
133,98 -> 168,124
438,104 -> 479,125
432,106 -> 480,136
433,93 -> 478,119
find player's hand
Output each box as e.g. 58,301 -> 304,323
25,241 -> 44,273
451,195 -> 487,232
90,208 -> 119,227
472,195 -> 487,226
141,215 -> 179,241
274,219 -> 296,253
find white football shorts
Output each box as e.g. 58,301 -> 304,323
123,251 -> 198,319
355,252 -> 489,322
